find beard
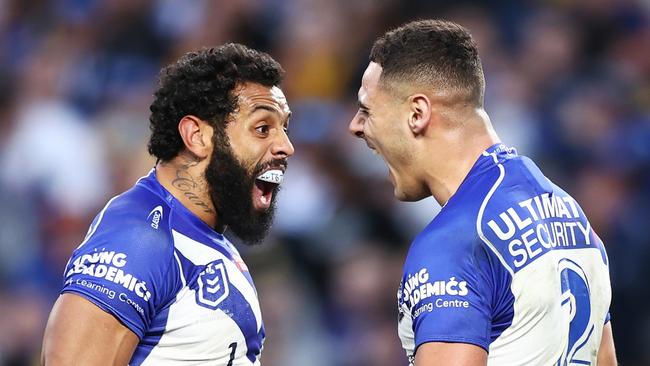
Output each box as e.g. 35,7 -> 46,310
204,137 -> 283,245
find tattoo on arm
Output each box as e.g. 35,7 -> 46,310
171,159 -> 215,214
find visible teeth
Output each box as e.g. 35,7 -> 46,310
257,169 -> 283,184
260,194 -> 269,205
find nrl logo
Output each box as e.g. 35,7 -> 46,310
196,259 -> 229,309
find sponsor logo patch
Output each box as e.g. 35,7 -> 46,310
66,250 -> 152,301
399,268 -> 470,317
401,268 -> 468,308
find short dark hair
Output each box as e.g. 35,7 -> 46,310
370,19 -> 485,105
148,43 -> 284,161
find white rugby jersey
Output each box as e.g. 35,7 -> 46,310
61,169 -> 264,365
397,144 -> 612,365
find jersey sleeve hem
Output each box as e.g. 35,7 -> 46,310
415,334 -> 489,353
61,288 -> 145,339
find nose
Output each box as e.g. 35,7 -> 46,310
348,113 -> 365,139
271,130 -> 295,158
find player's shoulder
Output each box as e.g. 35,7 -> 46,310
74,176 -> 175,262
410,161 -> 505,259
407,201 -> 488,274
406,148 -> 532,271
475,153 -> 550,227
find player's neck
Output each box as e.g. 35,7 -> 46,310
425,109 -> 500,206
155,154 -> 223,232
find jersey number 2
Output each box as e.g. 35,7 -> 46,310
558,259 -> 594,366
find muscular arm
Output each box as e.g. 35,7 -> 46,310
42,293 -> 139,366
597,322 -> 617,366
415,342 -> 487,366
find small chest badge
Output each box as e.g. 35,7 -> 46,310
196,259 -> 229,309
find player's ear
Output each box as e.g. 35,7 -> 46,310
408,94 -> 431,136
178,115 -> 212,160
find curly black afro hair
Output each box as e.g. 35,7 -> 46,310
148,43 -> 284,161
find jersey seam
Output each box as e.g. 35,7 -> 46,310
137,180 -> 170,204
475,152 -> 515,276
156,205 -> 183,312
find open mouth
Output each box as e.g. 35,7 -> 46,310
252,169 -> 284,210
365,140 -> 380,155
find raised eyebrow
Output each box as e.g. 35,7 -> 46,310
249,105 -> 279,115
250,105 -> 291,128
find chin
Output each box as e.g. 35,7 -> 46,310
393,185 -> 429,202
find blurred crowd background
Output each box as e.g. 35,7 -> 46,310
0,0 -> 648,365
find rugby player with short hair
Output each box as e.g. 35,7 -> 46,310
349,19 -> 617,365
42,43 -> 294,365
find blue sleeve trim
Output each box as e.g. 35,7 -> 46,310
61,288 -> 145,339
415,334 -> 489,353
